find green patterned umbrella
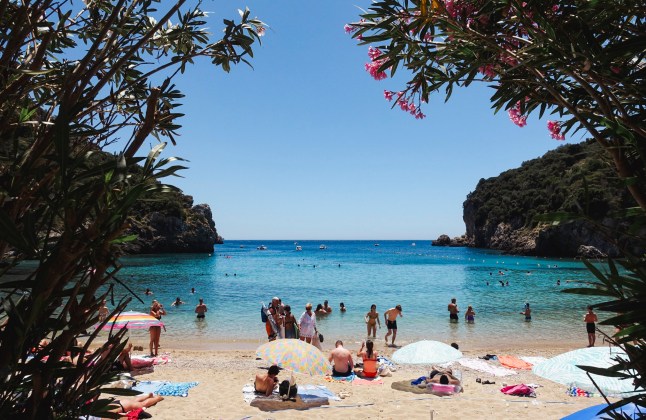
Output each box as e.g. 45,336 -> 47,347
256,339 -> 330,376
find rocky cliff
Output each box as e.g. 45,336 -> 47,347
452,140 -> 638,257
122,191 -> 223,254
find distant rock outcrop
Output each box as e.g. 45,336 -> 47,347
460,140 -> 641,257
122,193 -> 223,254
432,234 -> 472,247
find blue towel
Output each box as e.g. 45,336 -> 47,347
411,376 -> 427,385
132,381 -> 166,395
331,373 -> 355,382
156,381 -> 199,397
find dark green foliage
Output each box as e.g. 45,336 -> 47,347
0,1 -> 264,418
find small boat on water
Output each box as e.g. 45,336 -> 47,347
295,245 -> 302,251
411,242 -> 416,246
374,243 -> 380,247
319,244 -> 327,250
257,245 -> 267,250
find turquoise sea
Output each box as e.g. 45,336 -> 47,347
115,240 -> 604,349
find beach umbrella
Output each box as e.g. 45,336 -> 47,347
532,347 -> 639,396
561,403 -> 645,420
391,340 -> 463,365
96,311 -> 164,330
256,339 -> 330,376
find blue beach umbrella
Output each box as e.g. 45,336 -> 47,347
532,347 -> 639,396
561,403 -> 645,420
391,340 -> 463,365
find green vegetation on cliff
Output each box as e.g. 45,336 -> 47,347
464,140 -> 636,256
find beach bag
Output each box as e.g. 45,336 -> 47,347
261,306 -> 268,323
279,380 -> 297,399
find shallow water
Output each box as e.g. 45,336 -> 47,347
108,241 -> 608,349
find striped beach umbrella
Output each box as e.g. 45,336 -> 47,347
532,346 -> 639,396
97,311 -> 164,330
256,339 -> 330,376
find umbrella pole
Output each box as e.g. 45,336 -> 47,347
586,371 -> 610,404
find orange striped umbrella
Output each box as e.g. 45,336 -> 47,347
97,311 -> 164,330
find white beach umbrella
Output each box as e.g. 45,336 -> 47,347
391,340 -> 463,365
532,346 -> 640,396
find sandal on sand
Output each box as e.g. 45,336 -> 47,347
476,378 -> 482,383
482,380 -> 495,385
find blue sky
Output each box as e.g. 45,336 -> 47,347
155,1 -> 580,240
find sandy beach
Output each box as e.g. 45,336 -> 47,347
109,339 -> 614,419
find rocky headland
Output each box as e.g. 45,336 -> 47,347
433,140 -> 639,258
122,191 -> 223,254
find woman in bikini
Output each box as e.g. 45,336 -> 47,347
365,304 -> 381,338
149,300 -> 166,357
283,305 -> 297,339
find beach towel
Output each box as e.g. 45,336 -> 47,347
501,384 -> 536,398
156,381 -> 198,397
132,381 -> 198,397
520,356 -> 547,366
243,384 -> 330,411
498,355 -> 533,370
131,354 -> 171,365
242,384 -> 280,404
377,356 -> 397,370
325,373 -> 355,382
353,377 -> 384,386
297,385 -> 341,402
457,358 -> 518,377
132,381 -> 164,395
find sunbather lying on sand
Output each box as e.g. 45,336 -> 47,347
426,367 -> 461,387
108,393 -> 164,418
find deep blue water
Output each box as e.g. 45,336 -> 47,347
112,240 -> 602,349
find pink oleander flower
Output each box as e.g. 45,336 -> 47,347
384,90 -> 394,101
368,46 -> 382,61
365,47 -> 388,81
256,26 -> 266,37
415,110 -> 426,119
365,62 -> 387,80
508,101 -> 527,127
547,120 -> 565,140
398,99 -> 409,111
479,64 -> 497,79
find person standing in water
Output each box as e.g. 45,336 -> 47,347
464,305 -> 476,323
365,304 -> 381,338
384,305 -> 402,346
584,306 -> 598,347
521,303 -> 531,322
195,298 -> 208,319
448,298 -> 459,322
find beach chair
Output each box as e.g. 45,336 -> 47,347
362,358 -> 378,378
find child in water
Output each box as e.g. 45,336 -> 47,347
464,305 -> 476,323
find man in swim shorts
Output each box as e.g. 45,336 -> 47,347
384,305 -> 403,346
195,298 -> 207,319
329,340 -> 354,377
448,298 -> 459,322
584,306 -> 598,347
